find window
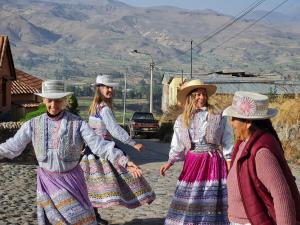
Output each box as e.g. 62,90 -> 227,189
133,113 -> 154,120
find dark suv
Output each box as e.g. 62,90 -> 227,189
129,112 -> 159,138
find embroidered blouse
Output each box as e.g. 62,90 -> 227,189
88,103 -> 136,146
0,111 -> 128,172
168,109 -> 233,164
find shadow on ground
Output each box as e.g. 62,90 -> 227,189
114,139 -> 170,165
111,218 -> 165,225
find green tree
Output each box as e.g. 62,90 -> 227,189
67,95 -> 80,115
20,104 -> 46,122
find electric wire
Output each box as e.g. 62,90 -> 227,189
203,0 -> 289,55
156,0 -> 268,67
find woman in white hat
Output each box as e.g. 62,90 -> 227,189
80,75 -> 155,221
223,91 -> 300,225
160,79 -> 234,225
0,80 -> 141,225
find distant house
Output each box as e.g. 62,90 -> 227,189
0,36 -> 16,121
10,69 -> 43,121
161,73 -> 187,112
169,77 -> 186,106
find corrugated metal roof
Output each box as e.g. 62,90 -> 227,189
11,80 -> 39,94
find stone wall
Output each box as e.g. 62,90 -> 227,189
0,122 -> 37,164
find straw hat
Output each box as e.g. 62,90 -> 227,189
93,75 -> 119,87
177,79 -> 217,106
35,80 -> 72,99
223,91 -> 277,120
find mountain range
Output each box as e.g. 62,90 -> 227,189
0,0 -> 299,84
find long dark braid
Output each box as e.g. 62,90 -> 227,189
250,119 -> 282,148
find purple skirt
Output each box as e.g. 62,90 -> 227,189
165,150 -> 229,225
36,165 -> 97,225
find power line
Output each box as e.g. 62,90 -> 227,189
156,0 -> 267,66
181,0 -> 267,55
203,0 -> 289,55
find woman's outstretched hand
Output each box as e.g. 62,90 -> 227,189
160,162 -> 173,176
127,161 -> 142,178
226,160 -> 232,172
133,143 -> 144,152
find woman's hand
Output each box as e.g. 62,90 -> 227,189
226,160 -> 232,172
160,162 -> 173,176
133,143 -> 144,152
127,161 -> 142,178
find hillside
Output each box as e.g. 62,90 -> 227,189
0,0 -> 299,84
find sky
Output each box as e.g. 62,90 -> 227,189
118,0 -> 299,16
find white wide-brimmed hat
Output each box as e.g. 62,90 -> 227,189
34,80 -> 72,99
93,75 -> 119,87
223,91 -> 278,120
177,79 -> 217,106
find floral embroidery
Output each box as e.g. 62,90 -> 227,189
237,96 -> 256,116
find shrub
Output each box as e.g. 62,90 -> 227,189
20,104 -> 46,122
160,105 -> 182,123
66,95 -> 80,115
158,122 -> 174,142
282,139 -> 300,165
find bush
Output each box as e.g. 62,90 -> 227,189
20,104 -> 46,122
66,95 -> 80,115
160,105 -> 182,123
283,139 -> 300,165
158,122 -> 174,142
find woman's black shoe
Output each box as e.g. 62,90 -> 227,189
94,208 -> 109,225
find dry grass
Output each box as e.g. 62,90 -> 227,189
160,105 -> 182,123
282,140 -> 300,165
209,94 -> 233,111
270,97 -> 300,127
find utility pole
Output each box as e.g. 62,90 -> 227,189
190,39 -> 193,79
149,60 -> 154,113
122,69 -> 127,126
131,49 -> 155,113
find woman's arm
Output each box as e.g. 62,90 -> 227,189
168,118 -> 186,165
101,107 -> 136,146
256,148 -> 296,225
0,121 -> 32,159
221,116 -> 234,160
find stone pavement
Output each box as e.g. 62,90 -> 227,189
0,139 -> 299,225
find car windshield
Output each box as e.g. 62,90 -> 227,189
132,113 -> 154,120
